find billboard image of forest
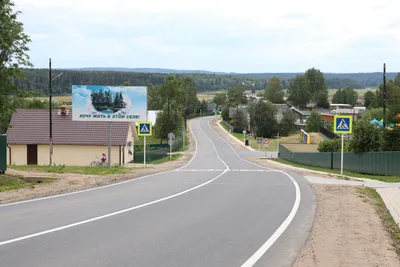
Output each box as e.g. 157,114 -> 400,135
72,85 -> 147,122
90,89 -> 126,113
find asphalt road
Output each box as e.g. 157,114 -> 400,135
0,117 -> 316,267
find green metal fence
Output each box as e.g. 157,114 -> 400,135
131,137 -> 185,163
279,144 -> 400,176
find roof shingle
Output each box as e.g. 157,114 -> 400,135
6,109 -> 131,146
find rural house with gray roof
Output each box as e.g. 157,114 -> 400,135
6,108 -> 138,166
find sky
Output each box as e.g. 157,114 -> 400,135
13,0 -> 400,73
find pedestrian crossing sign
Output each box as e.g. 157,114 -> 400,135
334,115 -> 353,134
138,122 -> 153,136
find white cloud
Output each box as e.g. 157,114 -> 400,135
12,0 -> 400,72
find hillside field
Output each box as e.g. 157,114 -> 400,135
27,88 -> 377,104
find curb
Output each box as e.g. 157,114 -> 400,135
216,119 -> 256,152
264,158 -> 397,185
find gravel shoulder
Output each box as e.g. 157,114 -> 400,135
0,121 -> 196,205
294,184 -> 400,267
244,158 -> 400,267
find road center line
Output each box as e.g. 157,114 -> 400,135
204,118 -> 302,267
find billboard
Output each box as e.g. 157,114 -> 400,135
72,85 -> 147,121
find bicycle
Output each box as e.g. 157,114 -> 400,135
90,156 -> 106,166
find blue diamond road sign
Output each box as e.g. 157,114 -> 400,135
138,122 -> 153,136
334,115 -> 353,134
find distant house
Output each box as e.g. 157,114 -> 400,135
6,108 -> 138,166
206,103 -> 217,113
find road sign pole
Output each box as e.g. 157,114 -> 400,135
258,144 -> 260,151
132,136 -> 135,168
277,132 -> 279,153
144,136 -> 146,168
170,138 -> 172,160
341,134 -> 344,176
108,122 -> 111,168
264,146 -> 266,160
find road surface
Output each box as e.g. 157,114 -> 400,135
0,117 -> 315,267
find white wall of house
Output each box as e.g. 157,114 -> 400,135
8,144 -> 125,166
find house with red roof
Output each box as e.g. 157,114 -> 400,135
6,108 -> 138,166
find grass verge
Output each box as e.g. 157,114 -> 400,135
273,158 -> 400,183
0,174 -> 54,192
357,187 -> 400,257
8,165 -> 132,175
150,153 -> 183,164
219,121 -> 278,151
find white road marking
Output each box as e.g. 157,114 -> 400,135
197,119 -> 230,171
0,118 -> 200,208
0,117 -> 233,246
206,118 -> 302,267
0,169 -> 229,246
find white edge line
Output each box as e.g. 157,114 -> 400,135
198,118 -> 230,171
206,118 -> 302,267
0,117 -> 230,246
0,118 -> 199,208
0,169 -> 228,246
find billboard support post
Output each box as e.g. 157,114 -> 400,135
108,122 -> 111,168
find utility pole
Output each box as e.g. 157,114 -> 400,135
168,97 -> 170,133
49,58 -> 53,166
383,63 -> 387,129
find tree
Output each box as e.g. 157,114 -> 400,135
363,90 -> 377,109
221,106 -> 229,121
287,75 -> 312,108
348,119 -> 380,153
332,86 -> 358,106
227,85 -> 246,107
213,92 -> 227,107
279,110 -> 296,136
304,68 -> 329,108
305,111 -> 322,132
249,100 -> 277,138
199,99 -> 208,113
264,77 -> 285,103
232,109 -> 248,130
155,103 -> 183,144
376,80 -> 400,108
0,0 -> 33,133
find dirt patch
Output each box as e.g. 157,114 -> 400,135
0,120 -> 196,205
293,184 -> 400,267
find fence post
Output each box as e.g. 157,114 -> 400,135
330,152 -> 333,169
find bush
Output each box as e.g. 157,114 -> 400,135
381,127 -> 400,151
318,139 -> 341,152
349,119 -> 381,153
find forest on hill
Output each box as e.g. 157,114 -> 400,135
14,68 -> 397,96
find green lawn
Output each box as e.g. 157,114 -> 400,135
150,153 -> 183,164
8,165 -> 132,175
273,158 -> 400,183
0,174 -> 54,192
219,121 -> 278,151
